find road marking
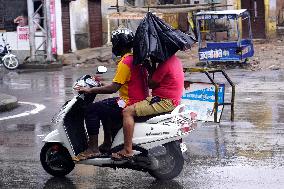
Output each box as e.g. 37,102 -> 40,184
0,101 -> 46,121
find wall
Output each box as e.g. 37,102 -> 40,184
267,0 -> 276,38
55,0 -> 63,56
0,31 -> 45,62
70,0 -> 89,51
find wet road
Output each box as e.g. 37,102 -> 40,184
0,66 -> 283,189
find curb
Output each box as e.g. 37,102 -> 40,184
0,93 -> 18,112
18,62 -> 63,70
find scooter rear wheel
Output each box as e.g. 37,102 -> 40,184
148,141 -> 184,180
40,143 -> 75,177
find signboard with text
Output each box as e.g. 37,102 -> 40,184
17,26 -> 29,41
50,0 -> 57,54
181,82 -> 225,122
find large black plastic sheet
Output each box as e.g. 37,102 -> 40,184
133,12 -> 196,65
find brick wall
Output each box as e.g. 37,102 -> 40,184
88,0 -> 102,48
61,0 -> 71,53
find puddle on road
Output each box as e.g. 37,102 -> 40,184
43,177 -> 76,189
1,68 -> 284,188
0,123 -> 52,149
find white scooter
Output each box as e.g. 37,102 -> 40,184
0,33 -> 19,70
40,67 -> 197,180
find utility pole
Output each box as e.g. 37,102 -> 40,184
27,0 -> 36,62
45,0 -> 53,62
27,0 -> 54,63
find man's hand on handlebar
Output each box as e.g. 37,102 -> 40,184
92,75 -> 105,86
73,86 -> 92,94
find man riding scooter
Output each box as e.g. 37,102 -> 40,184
112,55 -> 185,160
73,28 -> 148,161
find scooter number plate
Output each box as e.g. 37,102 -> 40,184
180,142 -> 187,153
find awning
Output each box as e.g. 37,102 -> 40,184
195,9 -> 249,20
107,12 -> 163,20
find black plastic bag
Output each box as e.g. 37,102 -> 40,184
133,12 -> 196,65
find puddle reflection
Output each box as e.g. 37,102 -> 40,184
43,177 -> 76,189
148,180 -> 183,189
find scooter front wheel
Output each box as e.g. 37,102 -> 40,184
40,143 -> 75,177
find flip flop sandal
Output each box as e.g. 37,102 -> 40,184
85,152 -> 101,160
72,152 -> 87,162
73,151 -> 101,162
111,152 -> 134,161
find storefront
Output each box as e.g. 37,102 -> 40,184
0,0 -> 103,62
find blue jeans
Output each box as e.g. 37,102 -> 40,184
85,97 -> 123,135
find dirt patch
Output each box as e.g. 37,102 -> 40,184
177,38 -> 284,71
63,39 -> 284,71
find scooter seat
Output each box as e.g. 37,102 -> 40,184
134,112 -> 171,123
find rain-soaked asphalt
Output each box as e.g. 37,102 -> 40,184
0,66 -> 283,189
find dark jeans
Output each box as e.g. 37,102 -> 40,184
85,97 -> 123,136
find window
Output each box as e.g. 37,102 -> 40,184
0,0 -> 43,32
180,0 -> 191,3
159,0 -> 175,4
125,0 -> 135,6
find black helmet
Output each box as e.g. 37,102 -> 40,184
111,28 -> 134,56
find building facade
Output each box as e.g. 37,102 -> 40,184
0,0 -> 282,62
0,0 -> 103,61
227,0 -> 279,39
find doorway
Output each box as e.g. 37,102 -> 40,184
61,0 -> 71,53
241,0 -> 266,38
88,0 -> 102,48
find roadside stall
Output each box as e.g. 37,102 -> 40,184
195,9 -> 254,64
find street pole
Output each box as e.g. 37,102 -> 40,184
107,15 -> 111,45
45,0 -> 53,62
27,0 -> 36,61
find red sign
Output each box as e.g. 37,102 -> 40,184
50,0 -> 57,54
17,26 -> 29,41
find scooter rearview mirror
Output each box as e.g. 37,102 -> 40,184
96,66 -> 107,74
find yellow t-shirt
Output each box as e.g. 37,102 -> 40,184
112,54 -> 148,106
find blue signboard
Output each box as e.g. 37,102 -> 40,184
181,83 -> 225,122
198,40 -> 254,62
198,48 -> 240,61
182,84 -> 224,103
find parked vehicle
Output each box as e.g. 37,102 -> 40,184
40,66 -> 197,180
0,33 -> 19,70
195,9 -> 254,64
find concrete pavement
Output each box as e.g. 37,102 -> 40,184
1,39 -> 283,113
0,93 -> 18,112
